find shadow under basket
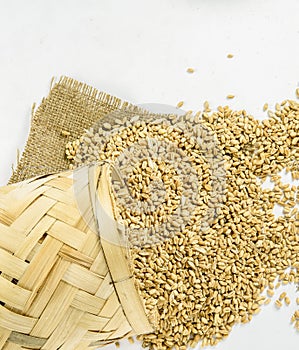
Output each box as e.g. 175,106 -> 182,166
0,163 -> 153,349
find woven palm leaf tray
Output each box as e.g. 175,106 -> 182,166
0,162 -> 153,350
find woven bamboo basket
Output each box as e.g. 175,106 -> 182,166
0,163 -> 153,350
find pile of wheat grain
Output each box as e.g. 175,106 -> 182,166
67,99 -> 299,350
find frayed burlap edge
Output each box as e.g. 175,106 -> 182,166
9,76 -> 143,184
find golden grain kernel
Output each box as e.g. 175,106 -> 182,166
275,300 -> 282,308
227,94 -> 235,99
187,68 -> 195,73
267,289 -> 275,297
61,130 -> 71,137
263,103 -> 269,112
203,100 -> 210,111
128,337 -> 134,344
264,298 -> 271,305
285,296 -> 291,306
115,342 -> 120,348
227,54 -> 234,58
253,307 -> 261,315
296,88 -> 299,98
177,101 -> 184,108
279,292 -> 287,300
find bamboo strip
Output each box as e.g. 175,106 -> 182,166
0,223 -> 25,253
95,165 -> 153,334
26,258 -> 70,318
90,247 -> 109,275
0,327 -> 11,349
48,221 -> 87,250
98,291 -> 119,318
107,320 -> 132,340
0,306 -> 37,333
10,196 -> 56,234
45,177 -> 73,191
7,333 -> 46,349
42,307 -> 84,349
3,342 -> 23,350
79,229 -> 103,259
61,328 -> 89,350
101,307 -> 127,332
71,290 -> 106,315
62,263 -> 105,294
95,272 -> 114,300
58,245 -> 94,268
18,236 -> 63,291
0,276 -> 31,310
1,186 -> 49,222
14,215 -> 56,260
82,331 -> 114,342
43,187 -> 76,206
79,312 -> 110,331
30,281 -> 77,338
47,201 -> 81,226
0,247 -> 28,279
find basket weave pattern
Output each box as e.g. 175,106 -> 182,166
0,164 -> 152,349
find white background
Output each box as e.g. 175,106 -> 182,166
0,0 -> 298,349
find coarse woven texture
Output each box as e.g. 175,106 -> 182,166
0,163 -> 153,349
9,76 -> 139,184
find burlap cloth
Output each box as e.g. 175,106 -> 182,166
9,76 -> 139,184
